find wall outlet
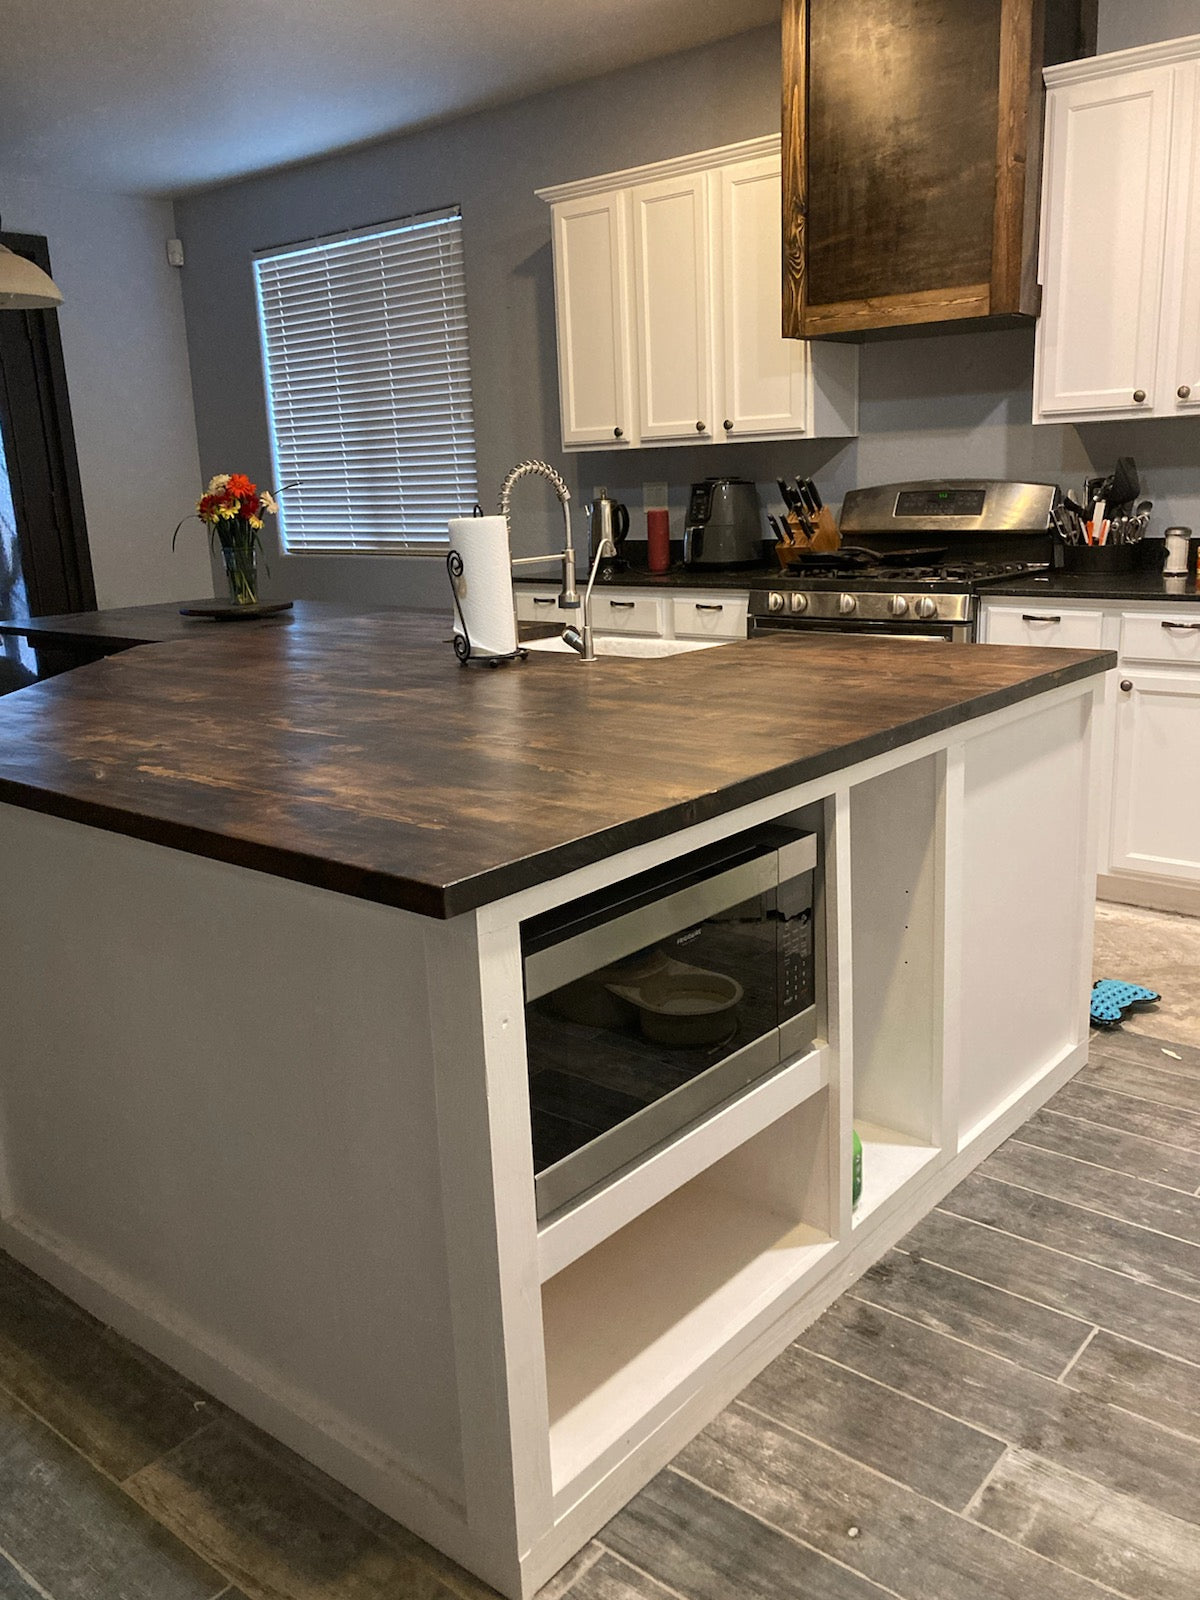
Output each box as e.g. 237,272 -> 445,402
643,481 -> 668,510
166,238 -> 185,269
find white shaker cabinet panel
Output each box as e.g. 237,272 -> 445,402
1035,65 -> 1173,420
538,138 -> 858,452
630,173 -> 713,444
715,156 -> 809,439
979,604 -> 1105,650
1111,670 -> 1200,884
1164,61 -> 1200,414
550,191 -> 635,447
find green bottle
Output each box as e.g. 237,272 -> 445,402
852,1128 -> 863,1208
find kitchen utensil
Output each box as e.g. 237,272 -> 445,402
1061,541 -> 1141,573
587,490 -> 630,569
1107,456 -> 1140,515
684,478 -> 763,567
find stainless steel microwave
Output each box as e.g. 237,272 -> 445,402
521,824 -> 818,1219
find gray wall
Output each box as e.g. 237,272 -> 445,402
174,11 -> 1200,610
1,171 -> 212,608
1099,1 -> 1200,53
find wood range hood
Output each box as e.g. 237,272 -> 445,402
782,0 -> 1098,342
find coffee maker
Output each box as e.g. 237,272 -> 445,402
683,478 -> 763,567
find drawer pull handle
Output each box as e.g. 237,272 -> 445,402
608,600 -> 635,609
696,421 -> 707,433
695,603 -> 724,612
1022,614 -> 1062,624
532,596 -> 555,606
1120,679 -> 1133,692
1162,620 -> 1200,632
1179,385 -> 1192,400
613,426 -> 624,439
1133,389 -> 1147,404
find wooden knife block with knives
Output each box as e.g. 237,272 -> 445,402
774,478 -> 840,567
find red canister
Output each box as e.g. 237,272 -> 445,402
646,508 -> 671,573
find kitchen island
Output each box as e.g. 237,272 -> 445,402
0,616 -> 1112,1597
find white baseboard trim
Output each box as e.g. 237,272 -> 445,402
1098,873 -> 1200,917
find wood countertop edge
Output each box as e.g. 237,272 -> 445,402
0,649 -> 1115,920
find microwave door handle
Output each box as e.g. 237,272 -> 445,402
523,853 -> 779,1004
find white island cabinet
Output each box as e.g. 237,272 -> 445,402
980,595 -> 1200,912
538,138 -> 858,451
0,626 -> 1106,1599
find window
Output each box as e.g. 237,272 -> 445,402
253,208 -> 478,556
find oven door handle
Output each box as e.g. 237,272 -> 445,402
524,838 -> 815,1003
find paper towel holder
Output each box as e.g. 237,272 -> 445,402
446,532 -> 528,667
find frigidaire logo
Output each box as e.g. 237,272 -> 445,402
675,926 -> 704,946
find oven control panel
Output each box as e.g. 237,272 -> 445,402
750,590 -> 974,624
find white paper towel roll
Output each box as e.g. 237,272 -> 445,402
448,515 -> 518,658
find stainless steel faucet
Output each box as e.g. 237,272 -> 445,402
500,460 -> 580,612
560,536 -> 616,661
500,459 -> 612,662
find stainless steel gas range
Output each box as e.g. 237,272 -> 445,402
749,480 -> 1059,643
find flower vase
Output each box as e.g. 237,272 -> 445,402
221,528 -> 259,606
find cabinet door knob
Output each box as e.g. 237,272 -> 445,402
722,419 -> 733,432
1120,679 -> 1133,692
613,426 -> 624,439
1179,385 -> 1192,399
1133,389 -> 1147,404
696,420 -> 707,433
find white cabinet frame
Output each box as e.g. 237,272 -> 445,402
1036,36 -> 1200,423
538,138 -> 858,451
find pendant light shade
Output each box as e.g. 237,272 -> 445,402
0,241 -> 64,309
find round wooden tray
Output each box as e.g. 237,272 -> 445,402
178,600 -> 295,620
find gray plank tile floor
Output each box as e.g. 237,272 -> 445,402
0,908 -> 1198,1600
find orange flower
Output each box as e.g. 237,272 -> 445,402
226,473 -> 256,499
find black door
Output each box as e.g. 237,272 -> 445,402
0,231 -> 95,692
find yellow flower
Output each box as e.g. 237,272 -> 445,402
248,516 -> 263,530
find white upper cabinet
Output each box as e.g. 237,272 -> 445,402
715,155 -> 811,438
537,139 -> 858,451
1164,61 -> 1200,413
1035,39 -> 1200,423
630,171 -> 714,443
549,190 -> 635,447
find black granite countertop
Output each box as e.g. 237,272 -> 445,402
979,571 -> 1200,603
0,613 -> 1112,919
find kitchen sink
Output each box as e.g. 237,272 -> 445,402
523,635 -> 730,658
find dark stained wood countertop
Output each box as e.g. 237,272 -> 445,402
0,598 -> 419,649
0,613 -> 1113,918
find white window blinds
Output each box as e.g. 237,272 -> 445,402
253,208 -> 478,555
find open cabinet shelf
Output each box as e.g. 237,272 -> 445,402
847,755 -> 947,1222
541,1087 -> 834,1496
852,1119 -> 940,1228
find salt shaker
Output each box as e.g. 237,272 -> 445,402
1164,527 -> 1191,576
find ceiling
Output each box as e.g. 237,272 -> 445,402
0,0 -> 778,197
